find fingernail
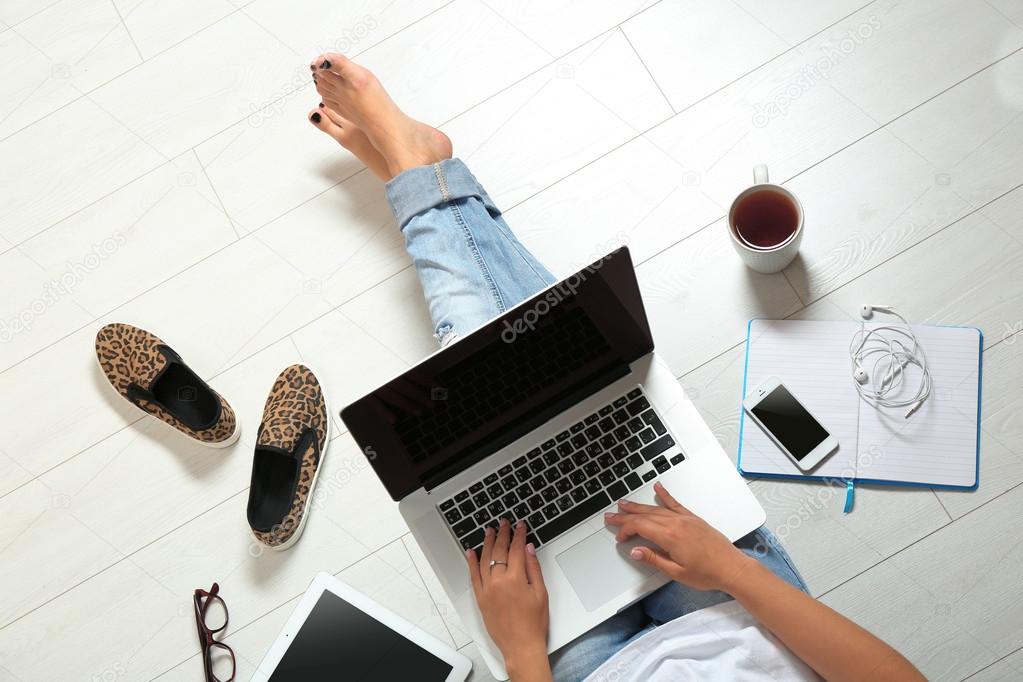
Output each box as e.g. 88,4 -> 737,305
604,512 -> 615,519
630,548 -> 643,560
526,543 -> 536,556
310,112 -> 321,123
516,519 -> 524,528
485,527 -> 494,537
619,500 -> 629,508
320,59 -> 331,69
465,548 -> 472,557
654,481 -> 663,489
318,102 -> 324,108
500,517 -> 508,527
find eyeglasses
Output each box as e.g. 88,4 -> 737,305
193,583 -> 236,682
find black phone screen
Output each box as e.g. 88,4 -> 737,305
750,384 -> 830,460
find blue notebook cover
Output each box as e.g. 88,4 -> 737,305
736,319 -> 982,507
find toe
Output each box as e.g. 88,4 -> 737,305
308,107 -> 343,142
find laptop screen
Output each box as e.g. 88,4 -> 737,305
341,247 -> 654,500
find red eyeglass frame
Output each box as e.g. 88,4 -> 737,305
193,582 -> 236,682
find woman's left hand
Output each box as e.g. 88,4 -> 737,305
466,518 -> 550,677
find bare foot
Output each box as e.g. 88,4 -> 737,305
309,104 -> 392,181
310,53 -> 452,177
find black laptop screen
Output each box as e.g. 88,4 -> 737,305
340,247 -> 654,500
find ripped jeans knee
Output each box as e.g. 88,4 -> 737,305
434,323 -> 459,348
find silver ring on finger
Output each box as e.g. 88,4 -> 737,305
488,560 -> 508,571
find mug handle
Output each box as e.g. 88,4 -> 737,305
753,164 -> 769,184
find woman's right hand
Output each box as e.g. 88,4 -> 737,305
603,481 -> 754,593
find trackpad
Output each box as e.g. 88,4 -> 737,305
556,529 -> 656,612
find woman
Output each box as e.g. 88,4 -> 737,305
308,52 -> 925,682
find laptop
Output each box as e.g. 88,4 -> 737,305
340,247 -> 765,679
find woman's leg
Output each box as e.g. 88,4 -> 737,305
547,602 -> 651,682
640,526 -> 809,625
386,159 -> 556,346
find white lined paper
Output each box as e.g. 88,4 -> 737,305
739,319 -> 979,488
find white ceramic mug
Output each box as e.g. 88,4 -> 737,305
727,164 -> 803,273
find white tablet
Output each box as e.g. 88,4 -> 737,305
252,572 -> 472,682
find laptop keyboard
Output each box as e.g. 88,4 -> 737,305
437,387 -> 685,555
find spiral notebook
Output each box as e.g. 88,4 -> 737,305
737,319 -> 982,505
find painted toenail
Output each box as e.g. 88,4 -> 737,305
318,102 -> 324,108
320,59 -> 331,69
310,112 -> 321,123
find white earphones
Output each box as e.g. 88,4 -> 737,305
850,305 -> 931,418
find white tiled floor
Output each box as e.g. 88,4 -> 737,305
1,1 -> 1021,680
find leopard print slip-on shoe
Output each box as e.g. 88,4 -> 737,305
95,323 -> 240,447
247,364 -> 331,551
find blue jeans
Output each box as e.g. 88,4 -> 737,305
387,159 -> 808,682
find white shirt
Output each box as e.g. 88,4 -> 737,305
583,600 -> 821,681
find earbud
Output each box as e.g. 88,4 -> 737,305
860,304 -> 893,320
853,366 -> 869,384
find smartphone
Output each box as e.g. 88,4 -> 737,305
742,376 -> 838,472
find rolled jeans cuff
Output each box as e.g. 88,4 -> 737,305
385,158 -> 499,230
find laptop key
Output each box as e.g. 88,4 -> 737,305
545,468 -> 562,483
584,425 -> 601,441
556,495 -> 573,511
613,426 -> 631,441
472,491 -> 489,507
638,428 -> 657,444
444,509 -> 461,525
570,434 -> 587,450
541,486 -> 558,502
526,532 -> 541,549
536,491 -> 612,543
556,430 -> 570,442
670,453 -> 685,465
585,442 -> 603,457
501,475 -> 518,491
558,460 -> 574,475
529,475 -> 546,491
613,462 -> 629,478
502,492 -> 518,508
542,503 -> 559,519
458,500 -> 475,515
530,459 -> 547,474
599,434 -> 617,450
612,409 -> 629,425
653,456 -> 670,474
454,490 -> 470,502
572,451 -> 589,466
625,472 -> 643,491
542,451 -> 560,466
597,453 -> 614,469
513,456 -> 528,468
611,444 -> 629,461
642,470 -> 657,482
598,405 -> 614,416
613,396 -> 629,408
513,503 -> 530,519
557,442 -> 573,457
498,464 -> 513,477
515,468 -> 531,484
526,447 -> 543,460
584,478 -> 602,495
625,436 -> 642,452
626,397 -> 650,416
459,527 -> 485,550
627,388 -> 642,400
570,422 -> 585,434
487,483 -> 504,498
627,417 -> 644,434
626,453 -> 643,470
606,480 -> 628,502
469,482 -> 484,494
569,470 -> 586,485
584,462 -> 600,477
584,413 -> 600,425
473,509 -> 489,525
598,417 -> 616,433
484,473 -> 499,485
641,435 -> 675,462
598,470 -> 616,486
453,517 -> 475,537
555,478 -> 572,494
439,499 -> 455,512
542,439 -> 557,451
515,484 -> 532,499
528,512 -> 545,528
570,487 -> 588,503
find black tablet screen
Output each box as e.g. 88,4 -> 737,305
268,591 -> 453,681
